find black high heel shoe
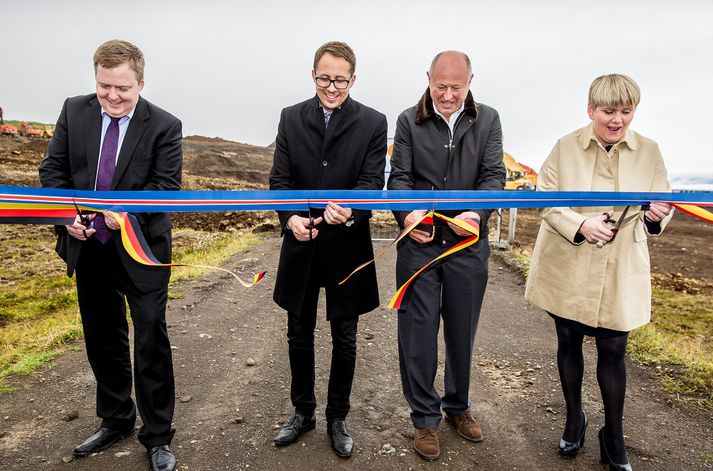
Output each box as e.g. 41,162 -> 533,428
598,427 -> 632,471
558,411 -> 588,457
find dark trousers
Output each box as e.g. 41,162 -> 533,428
287,263 -> 358,421
75,239 -> 175,449
396,233 -> 489,429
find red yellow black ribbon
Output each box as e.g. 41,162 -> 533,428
110,211 -> 265,288
388,212 -> 480,309
338,210 -> 480,310
671,203 -> 713,223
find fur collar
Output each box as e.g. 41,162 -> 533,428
415,87 -> 477,125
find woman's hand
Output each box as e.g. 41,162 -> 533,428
578,213 -> 615,245
644,202 -> 672,222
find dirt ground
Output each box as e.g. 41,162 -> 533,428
1,236 -> 712,470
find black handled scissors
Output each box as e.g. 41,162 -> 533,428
307,200 -> 315,241
596,205 -> 645,248
73,200 -> 92,239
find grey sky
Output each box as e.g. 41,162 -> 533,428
2,0 -> 712,174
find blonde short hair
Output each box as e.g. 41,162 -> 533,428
588,74 -> 640,108
93,39 -> 145,82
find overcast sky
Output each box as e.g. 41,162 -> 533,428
2,0 -> 712,175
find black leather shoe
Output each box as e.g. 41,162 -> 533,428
273,413 -> 316,446
599,427 -> 633,471
327,419 -> 353,458
72,426 -> 136,457
558,411 -> 588,457
149,445 -> 176,471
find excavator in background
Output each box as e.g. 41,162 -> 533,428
503,151 -> 537,190
19,121 -> 44,138
0,123 -> 18,136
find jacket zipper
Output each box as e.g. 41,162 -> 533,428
441,112 -> 466,188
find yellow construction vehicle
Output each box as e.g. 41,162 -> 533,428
503,152 -> 537,190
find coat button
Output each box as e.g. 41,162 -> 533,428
442,240 -> 447,245
322,161 -> 328,167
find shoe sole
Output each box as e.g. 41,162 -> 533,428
326,428 -> 352,458
444,416 -> 484,443
273,421 -> 316,447
330,444 -> 352,459
558,448 -> 582,459
72,429 -> 137,458
413,444 -> 440,461
559,413 -> 587,458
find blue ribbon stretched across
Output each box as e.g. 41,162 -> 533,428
1,185 -> 712,212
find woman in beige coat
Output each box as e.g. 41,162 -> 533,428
525,74 -> 673,471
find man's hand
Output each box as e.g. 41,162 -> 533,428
579,213 -> 615,244
288,215 -> 323,242
103,211 -> 126,231
645,202 -> 672,222
323,201 -> 353,225
65,213 -> 96,241
404,210 -> 434,243
448,211 -> 480,237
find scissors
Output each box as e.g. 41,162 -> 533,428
307,201 -> 315,241
595,205 -> 644,248
73,200 -> 92,239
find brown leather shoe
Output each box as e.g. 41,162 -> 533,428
414,428 -> 440,460
444,411 -> 483,442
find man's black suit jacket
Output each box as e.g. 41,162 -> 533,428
39,94 -> 182,292
269,95 -> 387,319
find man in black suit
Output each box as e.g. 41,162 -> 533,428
39,39 -> 181,471
269,41 -> 387,458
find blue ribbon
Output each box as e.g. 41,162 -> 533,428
2,185 -> 712,212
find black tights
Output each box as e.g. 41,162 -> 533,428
555,319 -> 628,463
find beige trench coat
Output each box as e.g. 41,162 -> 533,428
525,123 -> 673,331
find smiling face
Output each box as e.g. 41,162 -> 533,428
95,62 -> 143,117
587,103 -> 636,145
312,52 -> 354,110
428,52 -> 472,120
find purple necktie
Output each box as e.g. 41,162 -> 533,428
93,117 -> 120,243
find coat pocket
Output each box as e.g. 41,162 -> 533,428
634,221 -> 647,243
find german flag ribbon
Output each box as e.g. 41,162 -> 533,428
110,211 -> 265,287
671,203 -> 713,223
386,212 -> 480,310
337,213 -> 434,286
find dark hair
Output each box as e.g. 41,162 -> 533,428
313,41 -> 356,75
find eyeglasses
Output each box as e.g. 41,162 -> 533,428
315,76 -> 352,90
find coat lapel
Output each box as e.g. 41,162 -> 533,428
84,97 -> 102,190
112,97 -> 149,189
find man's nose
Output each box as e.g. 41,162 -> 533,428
443,88 -> 453,100
108,88 -> 118,99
